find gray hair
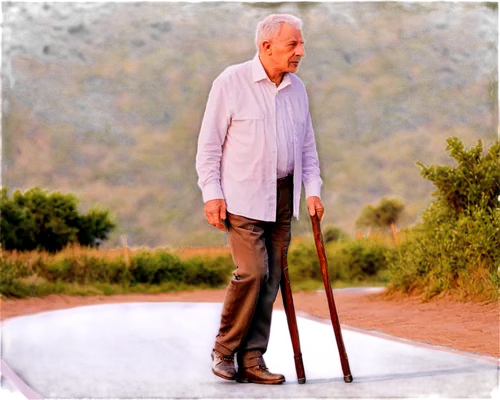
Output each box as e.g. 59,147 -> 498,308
255,14 -> 303,51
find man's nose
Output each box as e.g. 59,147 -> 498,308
296,43 -> 305,57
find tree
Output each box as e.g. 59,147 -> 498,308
356,197 -> 405,232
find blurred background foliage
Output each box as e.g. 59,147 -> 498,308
1,187 -> 115,252
2,2 -> 498,248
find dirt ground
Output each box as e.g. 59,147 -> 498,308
1,289 -> 498,359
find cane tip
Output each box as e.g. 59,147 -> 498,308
298,377 -> 306,384
344,375 -> 353,383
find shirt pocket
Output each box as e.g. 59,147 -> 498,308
229,108 -> 265,144
226,108 -> 267,171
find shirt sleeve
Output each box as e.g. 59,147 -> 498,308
195,77 -> 232,203
301,103 -> 323,200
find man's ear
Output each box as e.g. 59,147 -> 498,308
261,40 -> 272,55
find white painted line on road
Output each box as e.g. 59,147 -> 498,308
0,359 -> 43,400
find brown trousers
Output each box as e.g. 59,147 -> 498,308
213,175 -> 293,367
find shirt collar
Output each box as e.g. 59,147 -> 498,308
252,55 -> 292,90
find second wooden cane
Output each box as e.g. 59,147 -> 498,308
279,247 -> 306,384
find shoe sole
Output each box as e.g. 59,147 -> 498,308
212,368 -> 236,381
235,376 -> 285,385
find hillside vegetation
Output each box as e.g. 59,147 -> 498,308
2,2 -> 497,247
2,136 -> 497,301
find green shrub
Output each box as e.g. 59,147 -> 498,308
327,239 -> 395,282
417,137 -> 499,214
77,204 -> 117,246
1,187 -> 116,252
0,188 -> 79,252
182,255 -> 234,286
389,137 -> 500,300
91,257 -> 130,284
0,248 -> 234,298
39,255 -> 128,285
0,256 -> 32,279
129,251 -> 233,287
322,225 -> 349,243
288,239 -> 394,284
130,251 -> 185,284
288,242 -> 322,282
356,197 -> 405,232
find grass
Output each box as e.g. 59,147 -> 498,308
6,229 -> 492,302
4,279 -> 227,299
1,240 -> 392,299
0,245 -> 233,299
3,272 -> 388,299
0,245 -> 231,267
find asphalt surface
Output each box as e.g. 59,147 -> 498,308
1,301 -> 498,399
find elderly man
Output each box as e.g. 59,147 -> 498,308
196,14 -> 324,385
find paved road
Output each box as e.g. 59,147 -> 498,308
1,302 -> 498,399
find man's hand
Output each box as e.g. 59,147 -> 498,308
204,199 -> 227,231
307,196 -> 324,221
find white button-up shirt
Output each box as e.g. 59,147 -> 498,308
196,55 -> 322,221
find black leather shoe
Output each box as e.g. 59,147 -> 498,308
236,364 -> 285,385
211,349 -> 236,381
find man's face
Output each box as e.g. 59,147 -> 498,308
268,23 -> 305,74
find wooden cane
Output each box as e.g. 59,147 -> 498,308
279,247 -> 306,384
310,214 -> 353,383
